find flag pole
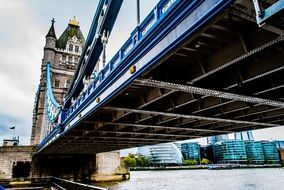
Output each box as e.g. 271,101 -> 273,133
10,126 -> 16,139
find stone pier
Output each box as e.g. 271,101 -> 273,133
91,151 -> 130,182
0,146 -> 36,179
0,147 -> 129,182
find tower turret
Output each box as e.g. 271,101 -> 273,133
31,17 -> 85,145
44,19 -> 57,66
45,18 -> 57,48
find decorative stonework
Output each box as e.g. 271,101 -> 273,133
30,18 -> 85,145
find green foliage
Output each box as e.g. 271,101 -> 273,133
123,154 -> 151,167
123,154 -> 137,167
136,156 -> 150,167
129,153 -> 136,158
201,158 -> 211,165
247,158 -> 252,164
184,159 -> 198,165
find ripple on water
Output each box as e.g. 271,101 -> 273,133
93,168 -> 284,190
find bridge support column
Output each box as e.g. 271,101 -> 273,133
31,154 -> 96,182
91,151 -> 130,182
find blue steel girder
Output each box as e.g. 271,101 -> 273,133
254,0 -> 284,26
37,0 -> 236,153
45,63 -> 61,122
64,0 -> 123,109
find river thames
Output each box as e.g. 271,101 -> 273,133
96,168 -> 284,190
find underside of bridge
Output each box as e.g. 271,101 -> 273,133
41,0 -> 284,154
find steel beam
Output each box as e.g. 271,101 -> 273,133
101,107 -> 278,127
134,78 -> 284,108
188,36 -> 284,84
85,121 -> 232,133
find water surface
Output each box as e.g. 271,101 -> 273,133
95,168 -> 284,190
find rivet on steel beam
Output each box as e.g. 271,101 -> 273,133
130,65 -> 136,74
96,97 -> 100,103
78,113 -> 82,119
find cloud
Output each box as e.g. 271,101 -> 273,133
0,0 -> 283,147
0,0 -> 98,145
0,1 -> 44,144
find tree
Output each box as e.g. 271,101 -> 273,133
201,158 -> 211,165
123,154 -> 137,167
184,159 -> 198,165
136,156 -> 150,167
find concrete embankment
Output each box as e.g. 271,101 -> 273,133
130,164 -> 282,171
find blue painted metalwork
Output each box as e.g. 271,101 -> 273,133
254,0 -> 284,26
45,63 -> 61,122
64,0 -> 123,109
38,0 -> 235,151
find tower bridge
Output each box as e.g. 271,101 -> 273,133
32,0 -> 284,156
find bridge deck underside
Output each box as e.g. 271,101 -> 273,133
43,4 -> 284,154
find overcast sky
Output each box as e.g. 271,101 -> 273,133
0,0 -> 283,145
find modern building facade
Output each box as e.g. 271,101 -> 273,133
276,141 -> 284,149
137,146 -> 151,158
149,143 -> 183,166
30,18 -> 85,145
261,141 -> 280,164
207,134 -> 228,145
244,141 -> 264,164
200,145 -> 215,163
235,131 -> 254,141
215,140 -> 247,163
181,142 -> 200,161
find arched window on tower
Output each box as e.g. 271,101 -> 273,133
65,79 -> 71,88
75,45 -> 79,53
55,80 -> 60,88
69,44 -> 73,52
74,56 -> 79,63
62,55 -> 66,62
68,56 -> 73,62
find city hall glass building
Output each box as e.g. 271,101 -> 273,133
149,143 -> 183,166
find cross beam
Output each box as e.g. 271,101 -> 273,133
84,121 -> 233,133
133,79 -> 284,108
101,107 -> 278,127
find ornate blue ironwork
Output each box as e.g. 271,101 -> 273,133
45,63 -> 61,122
38,0 -> 235,151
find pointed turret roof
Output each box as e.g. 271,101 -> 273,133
56,17 -> 85,49
46,18 -> 57,39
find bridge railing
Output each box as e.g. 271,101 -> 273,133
64,0 -> 182,121
39,0 -> 235,149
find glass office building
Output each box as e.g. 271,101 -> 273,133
276,141 -> 284,149
245,141 -> 264,164
181,142 -> 200,161
235,131 -> 254,141
215,140 -> 247,163
261,141 -> 280,164
207,134 -> 228,145
149,143 -> 183,166
137,145 -> 151,158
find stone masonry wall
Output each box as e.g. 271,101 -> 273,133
0,146 -> 36,179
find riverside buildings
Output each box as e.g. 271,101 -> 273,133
181,142 -> 200,161
137,143 -> 183,166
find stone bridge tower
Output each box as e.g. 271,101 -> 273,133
30,17 -> 85,145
